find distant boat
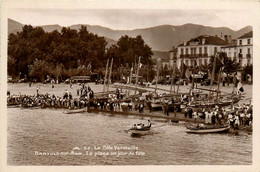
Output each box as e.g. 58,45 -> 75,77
64,108 -> 87,114
186,124 -> 230,134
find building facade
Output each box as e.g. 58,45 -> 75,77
221,31 -> 253,67
169,46 -> 178,69
176,35 -> 228,69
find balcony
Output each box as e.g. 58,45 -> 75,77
238,53 -> 243,59
185,54 -> 190,58
246,54 -> 251,58
180,54 -> 184,58
203,53 -> 208,57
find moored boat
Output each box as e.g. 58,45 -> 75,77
150,102 -> 163,111
64,108 -> 87,114
186,124 -> 230,134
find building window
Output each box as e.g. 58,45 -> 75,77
239,40 -> 242,45
204,47 -> 207,55
194,48 -> 197,55
240,49 -> 242,54
199,47 -> 202,55
247,39 -> 250,45
181,48 -> 184,55
234,52 -> 237,59
185,48 -> 188,54
190,48 -> 193,56
248,48 -> 250,54
239,58 -> 242,65
204,59 -> 207,65
186,60 -> 189,65
199,59 -> 202,65
214,47 -> 217,54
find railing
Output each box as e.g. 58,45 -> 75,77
185,54 -> 190,58
203,53 -> 208,57
246,54 -> 251,58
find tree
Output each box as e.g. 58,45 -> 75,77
106,35 -> 154,81
208,52 -> 240,81
29,59 -> 54,82
242,64 -> 253,83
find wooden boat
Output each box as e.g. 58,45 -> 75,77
186,124 -> 230,134
150,102 -> 163,111
128,124 -> 151,136
64,108 -> 87,114
20,103 -> 41,109
7,104 -> 21,108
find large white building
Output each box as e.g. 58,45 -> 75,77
176,35 -> 228,69
221,31 -> 253,67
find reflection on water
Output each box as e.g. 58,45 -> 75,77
7,108 -> 252,165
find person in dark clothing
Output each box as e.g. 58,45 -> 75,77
212,114 -> 216,125
110,102 -> 114,111
188,108 -> 193,118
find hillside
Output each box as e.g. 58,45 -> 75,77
8,18 -> 253,52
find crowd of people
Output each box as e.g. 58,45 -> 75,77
7,82 -> 253,131
184,103 -> 253,128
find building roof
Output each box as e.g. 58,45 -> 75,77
168,47 -> 178,52
221,39 -> 237,48
237,31 -> 253,39
178,35 -> 228,47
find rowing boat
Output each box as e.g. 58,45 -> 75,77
64,108 -> 87,114
128,124 -> 151,136
186,124 -> 230,134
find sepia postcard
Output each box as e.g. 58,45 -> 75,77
1,0 -> 260,172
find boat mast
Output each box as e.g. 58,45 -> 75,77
134,56 -> 141,96
177,57 -> 184,94
107,58 -> 113,92
127,66 -> 133,97
209,53 -> 217,98
189,66 -> 195,95
103,59 -> 110,92
155,60 -> 160,94
216,67 -> 222,100
170,65 -> 175,94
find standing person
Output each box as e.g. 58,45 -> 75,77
211,112 -> 216,125
234,114 -> 240,129
208,110 -> 213,124
205,110 -> 209,124
36,87 -> 40,96
188,108 -> 193,118
193,110 -> 198,122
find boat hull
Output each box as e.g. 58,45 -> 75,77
64,108 -> 87,114
186,125 -> 230,134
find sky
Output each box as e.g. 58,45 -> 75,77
8,8 -> 254,31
